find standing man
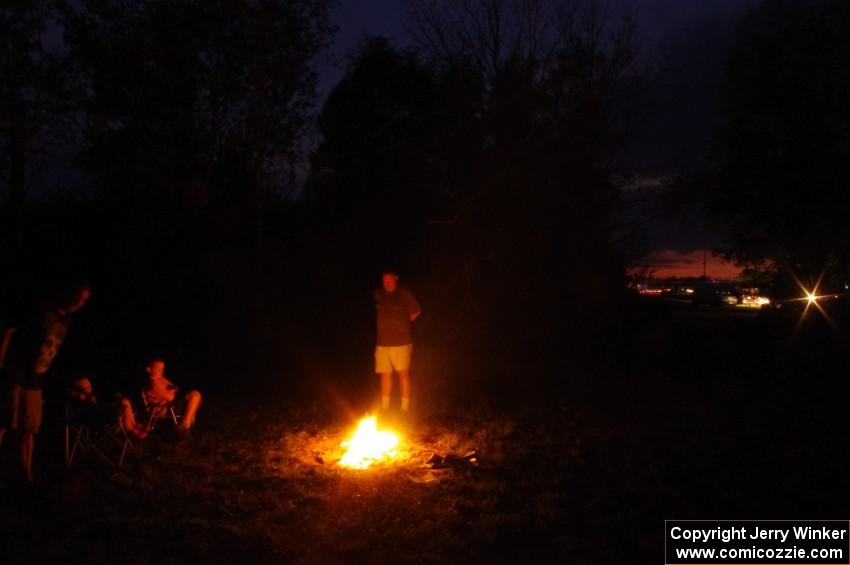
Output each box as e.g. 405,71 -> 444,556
0,280 -> 91,482
374,268 -> 421,412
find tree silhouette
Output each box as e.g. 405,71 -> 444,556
309,39 -> 439,230
309,2 -> 646,353
64,0 -> 334,236
0,0 -> 66,238
412,0 -> 643,341
708,0 -> 850,288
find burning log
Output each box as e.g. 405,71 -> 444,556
425,450 -> 479,469
338,416 -> 401,470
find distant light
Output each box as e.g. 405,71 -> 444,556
806,292 -> 818,304
741,295 -> 770,308
639,288 -> 663,295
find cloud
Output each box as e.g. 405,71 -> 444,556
632,249 -> 741,279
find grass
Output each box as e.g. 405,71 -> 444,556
3,305 -> 850,563
0,399 -> 595,564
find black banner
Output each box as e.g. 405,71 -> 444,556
665,520 -> 850,564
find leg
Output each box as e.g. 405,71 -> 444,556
21,432 -> 34,482
120,398 -> 136,429
180,391 -> 202,429
21,388 -> 41,481
379,373 -> 392,410
0,385 -> 19,448
120,398 -> 147,438
398,370 -> 410,411
375,347 -> 393,410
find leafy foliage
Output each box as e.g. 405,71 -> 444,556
308,2 -> 647,353
708,0 -> 850,286
63,0 -> 335,213
0,0 -> 67,231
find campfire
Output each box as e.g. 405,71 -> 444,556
338,416 -> 400,470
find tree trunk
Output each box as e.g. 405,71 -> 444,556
248,75 -> 269,250
8,105 -> 29,243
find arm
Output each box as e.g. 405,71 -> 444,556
146,377 -> 177,404
164,378 -> 178,402
0,327 -> 16,369
407,291 -> 422,322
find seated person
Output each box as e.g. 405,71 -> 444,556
142,358 -> 202,432
69,376 -> 148,439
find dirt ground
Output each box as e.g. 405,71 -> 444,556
3,304 -> 850,563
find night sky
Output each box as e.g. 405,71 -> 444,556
326,0 -> 760,168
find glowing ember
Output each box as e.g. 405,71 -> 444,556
339,416 -> 400,469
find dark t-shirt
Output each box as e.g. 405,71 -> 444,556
5,307 -> 71,390
375,286 -> 421,346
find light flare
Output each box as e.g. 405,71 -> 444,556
787,270 -> 841,336
339,416 -> 400,470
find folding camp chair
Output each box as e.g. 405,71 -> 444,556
65,394 -> 135,468
140,390 -> 181,432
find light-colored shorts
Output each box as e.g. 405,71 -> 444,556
2,385 -> 43,434
375,345 -> 412,373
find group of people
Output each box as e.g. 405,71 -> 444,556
0,281 -> 202,483
0,267 -> 418,482
69,358 -> 203,440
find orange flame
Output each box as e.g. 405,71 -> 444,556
339,416 -> 400,469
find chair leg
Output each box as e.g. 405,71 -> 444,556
66,415 -> 138,469
117,422 -> 135,468
90,438 -> 117,467
67,427 -> 85,468
118,438 -> 129,468
147,409 -> 161,431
